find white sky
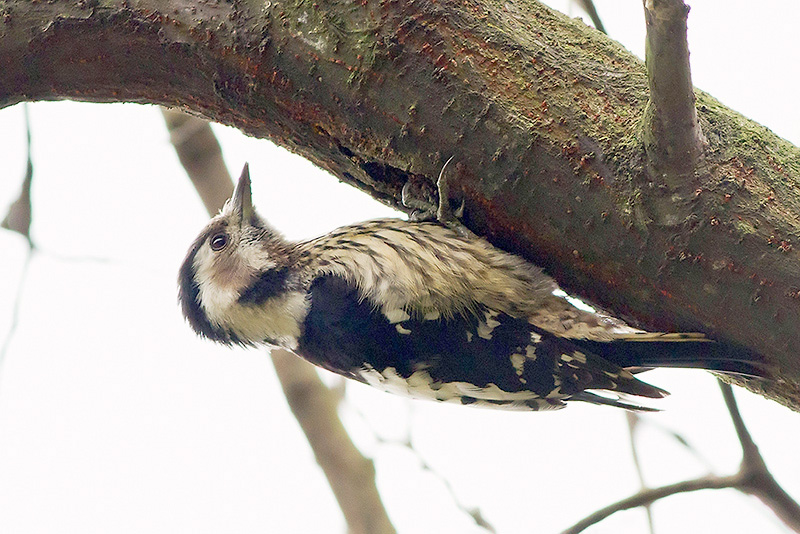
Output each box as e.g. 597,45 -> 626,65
0,1 -> 799,533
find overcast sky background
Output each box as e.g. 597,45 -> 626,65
1,1 -> 799,533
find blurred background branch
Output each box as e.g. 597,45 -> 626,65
0,104 -> 34,371
572,0 -> 607,33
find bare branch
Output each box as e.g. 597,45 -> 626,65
0,248 -> 33,373
1,104 -> 35,370
719,382 -> 800,532
164,111 -> 396,534
563,384 -> 800,534
272,349 -> 396,534
2,104 -> 33,246
561,474 -> 739,534
720,380 -> 760,463
574,0 -> 607,34
625,412 -> 655,533
161,108 -> 233,215
347,403 -> 497,533
642,0 -> 706,181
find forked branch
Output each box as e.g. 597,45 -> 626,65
562,382 -> 800,534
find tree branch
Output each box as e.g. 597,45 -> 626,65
574,0 -> 606,34
161,108 -> 234,215
720,382 -> 800,531
163,110 -> 396,534
2,0 -> 799,408
562,383 -> 800,534
642,0 -> 706,185
561,474 -> 739,534
2,104 -> 33,245
625,412 -> 655,533
272,349 -> 396,534
0,105 -> 35,370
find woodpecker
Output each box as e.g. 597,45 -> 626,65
178,164 -> 765,411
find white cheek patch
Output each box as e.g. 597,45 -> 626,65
239,239 -> 277,273
222,291 -> 309,349
194,244 -> 242,317
193,240 -> 307,348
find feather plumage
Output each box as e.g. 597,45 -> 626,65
178,165 -> 767,411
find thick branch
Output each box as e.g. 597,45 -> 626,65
642,0 -> 706,182
2,0 -> 799,408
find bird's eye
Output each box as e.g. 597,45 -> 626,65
210,233 -> 229,251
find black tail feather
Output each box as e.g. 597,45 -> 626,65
575,337 -> 769,378
570,391 -> 663,412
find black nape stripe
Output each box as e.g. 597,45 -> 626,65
239,267 -> 290,305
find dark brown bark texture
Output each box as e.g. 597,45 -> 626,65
2,0 -> 799,409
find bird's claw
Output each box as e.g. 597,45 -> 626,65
435,156 -> 473,238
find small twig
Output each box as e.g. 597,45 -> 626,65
642,0 -> 706,182
719,381 -> 761,466
0,249 -> 33,372
561,474 -> 739,534
2,104 -> 34,245
644,419 -> 698,455
629,413 -> 716,473
1,104 -> 35,371
344,402 -> 497,533
625,412 -> 655,534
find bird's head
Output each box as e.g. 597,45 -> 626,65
178,164 -> 305,347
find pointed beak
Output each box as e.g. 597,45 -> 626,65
232,163 -> 254,223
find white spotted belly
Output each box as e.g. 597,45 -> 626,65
356,365 -> 564,411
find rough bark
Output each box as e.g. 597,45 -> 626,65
2,0 -> 799,409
